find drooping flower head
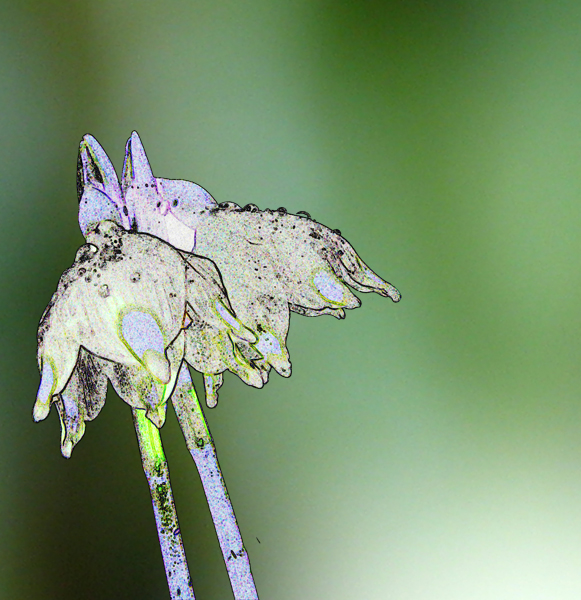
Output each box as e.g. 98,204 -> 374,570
35,220 -> 262,456
76,133 -> 400,407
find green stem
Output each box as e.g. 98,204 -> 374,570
171,364 -> 259,599
133,408 -> 195,600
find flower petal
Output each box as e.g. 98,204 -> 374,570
33,360 -> 56,422
96,330 -> 185,428
75,222 -> 186,365
36,310 -> 81,421
78,135 -> 128,231
55,392 -> 85,458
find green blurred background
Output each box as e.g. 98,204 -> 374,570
2,1 -> 581,598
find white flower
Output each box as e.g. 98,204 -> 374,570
35,221 -> 261,456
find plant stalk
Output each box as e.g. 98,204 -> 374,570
133,407 -> 195,600
171,363 -> 259,600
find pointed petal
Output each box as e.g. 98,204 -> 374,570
122,131 -> 154,191
78,135 -> 127,229
78,135 -> 122,201
268,355 -> 292,378
33,360 -> 55,421
329,236 -> 401,302
215,300 -> 257,344
119,311 -> 171,384
146,402 -> 167,429
311,268 -> 360,308
104,361 -> 168,420
103,331 -> 185,424
184,254 -> 260,350
181,252 -> 233,311
55,391 -> 86,458
122,132 -> 173,240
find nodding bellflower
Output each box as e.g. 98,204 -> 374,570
35,220 -> 260,456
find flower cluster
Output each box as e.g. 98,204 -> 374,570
35,131 -> 401,600
75,132 -> 400,403
36,131 -> 400,456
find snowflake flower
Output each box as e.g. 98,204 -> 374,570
34,220 -> 260,457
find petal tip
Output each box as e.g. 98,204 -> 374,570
271,359 -> 292,378
203,373 -> 221,408
61,440 -> 73,459
386,286 -> 401,302
33,401 -> 50,422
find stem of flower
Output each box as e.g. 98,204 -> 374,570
133,407 -> 195,600
171,363 -> 259,600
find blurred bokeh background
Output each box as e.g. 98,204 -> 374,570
2,1 -> 581,598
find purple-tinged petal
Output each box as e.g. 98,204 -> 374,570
78,135 -> 128,229
33,360 -> 55,422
